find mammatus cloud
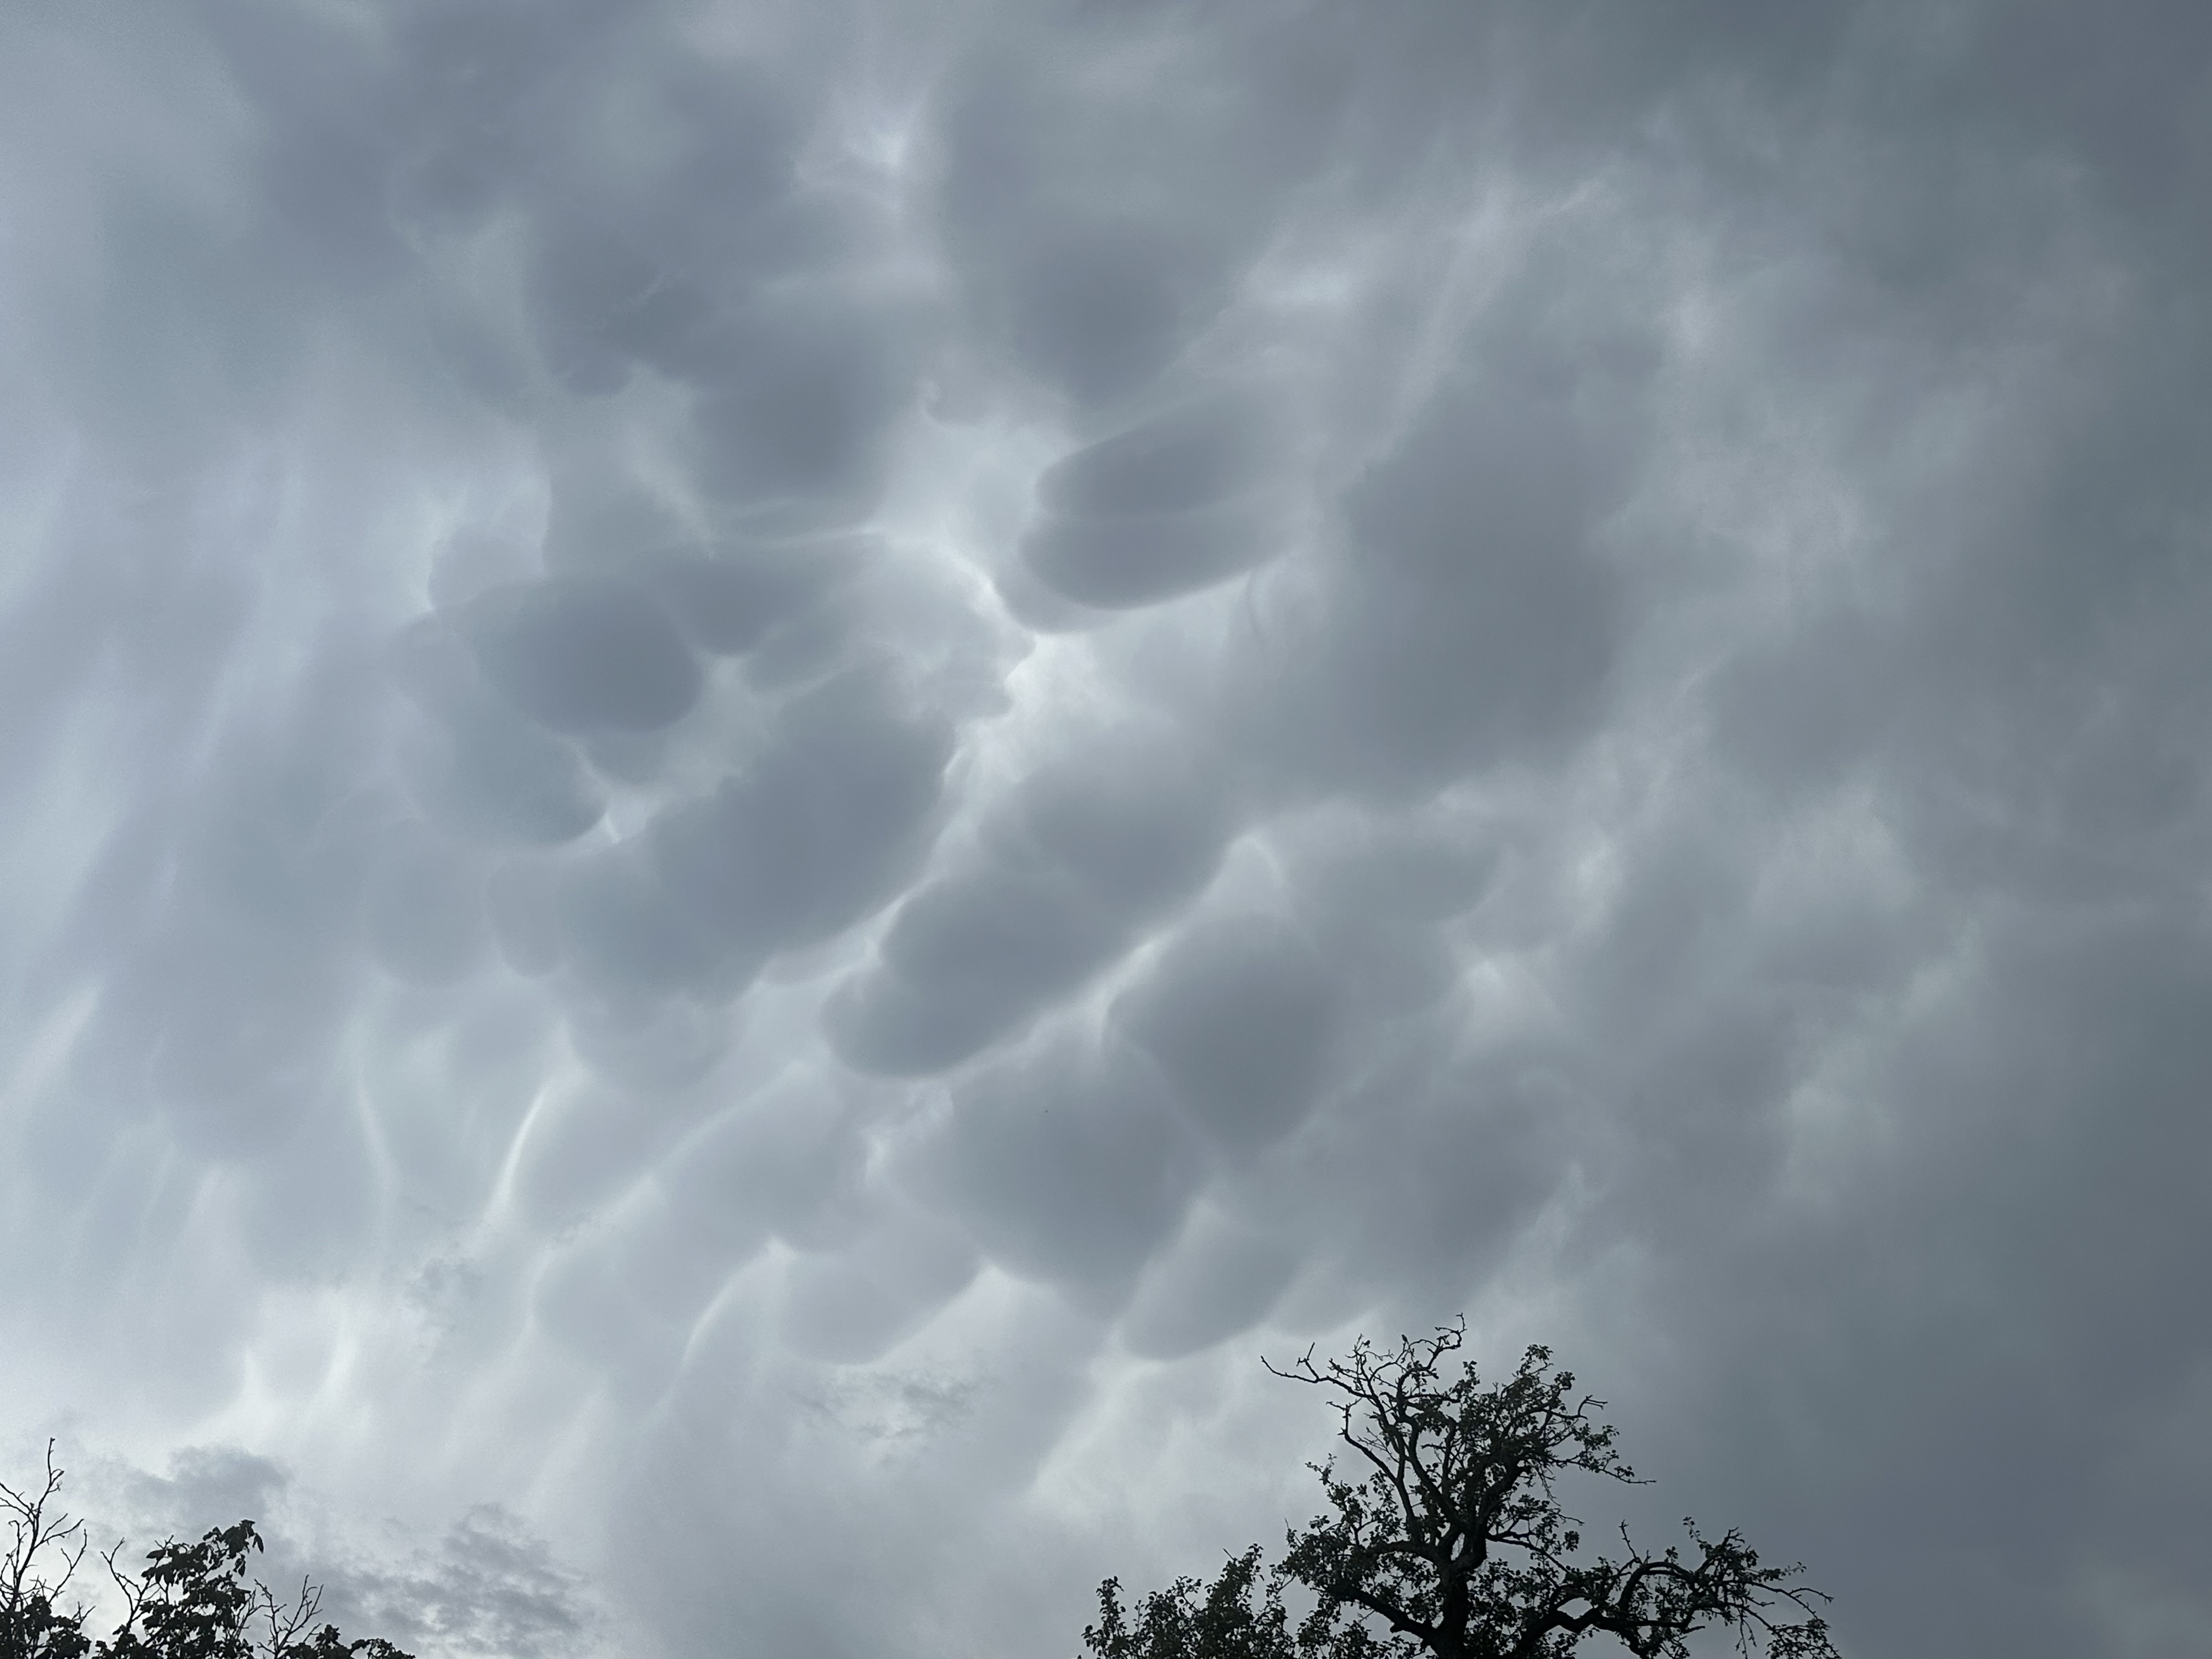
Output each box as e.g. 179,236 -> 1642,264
3,3 -> 2209,1658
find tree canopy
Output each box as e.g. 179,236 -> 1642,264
1083,1324 -> 1837,1659
2,1446 -> 409,1659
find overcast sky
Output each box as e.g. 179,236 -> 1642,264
2,3 -> 2208,1657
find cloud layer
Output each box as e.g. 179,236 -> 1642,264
3,3 -> 2209,1657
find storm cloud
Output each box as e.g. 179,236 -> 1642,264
3,4 -> 2209,1659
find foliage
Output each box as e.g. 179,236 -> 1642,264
1086,1548 -> 1293,1659
2,1446 -> 410,1659
1083,1324 -> 1837,1659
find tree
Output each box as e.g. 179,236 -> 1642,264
1083,1324 -> 1837,1659
2,1446 -> 410,1659
2,1444 -> 89,1659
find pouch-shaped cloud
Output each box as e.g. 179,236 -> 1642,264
1004,743 -> 1229,915
1114,912 -> 1341,1156
8,7 -> 2212,1659
527,221 -> 716,397
469,577 -> 703,735
390,610 -> 611,845
1019,504 -> 1284,611
415,706 -> 608,847
1037,390 -> 1279,519
1018,388 -> 1294,608
1243,321 -> 1630,791
909,1034 -> 1205,1300
637,543 -> 854,657
646,668 -> 955,956
1001,220 -> 1222,407
830,735 -> 1229,1075
689,300 -> 915,523
555,840 -> 743,997
828,867 -> 1127,1075
1119,1204 -> 1300,1362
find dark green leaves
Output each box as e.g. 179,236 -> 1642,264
1083,1325 -> 1839,1659
1085,1549 -> 1293,1659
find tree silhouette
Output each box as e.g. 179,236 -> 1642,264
1084,1323 -> 1837,1659
2,1444 -> 89,1659
2,1446 -> 410,1659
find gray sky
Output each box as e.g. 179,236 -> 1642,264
2,3 -> 2207,1656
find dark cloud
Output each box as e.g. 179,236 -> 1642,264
689,301 -> 917,521
1120,1205 -> 1301,1363
828,866 -> 1127,1074
1115,913 -> 1342,1158
4,3 -> 2210,1659
392,613 -> 611,844
645,667 -> 956,955
636,543 -> 853,658
1242,292 -> 1637,795
931,7 -> 1352,410
912,1035 -> 1206,1301
830,731 -> 1227,1074
469,578 -> 703,736
776,1204 -> 980,1364
1008,374 -> 1310,614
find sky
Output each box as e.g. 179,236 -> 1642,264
1,2 -> 2208,1656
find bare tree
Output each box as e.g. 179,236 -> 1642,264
1084,1323 -> 1837,1659
3,1442 -> 92,1659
